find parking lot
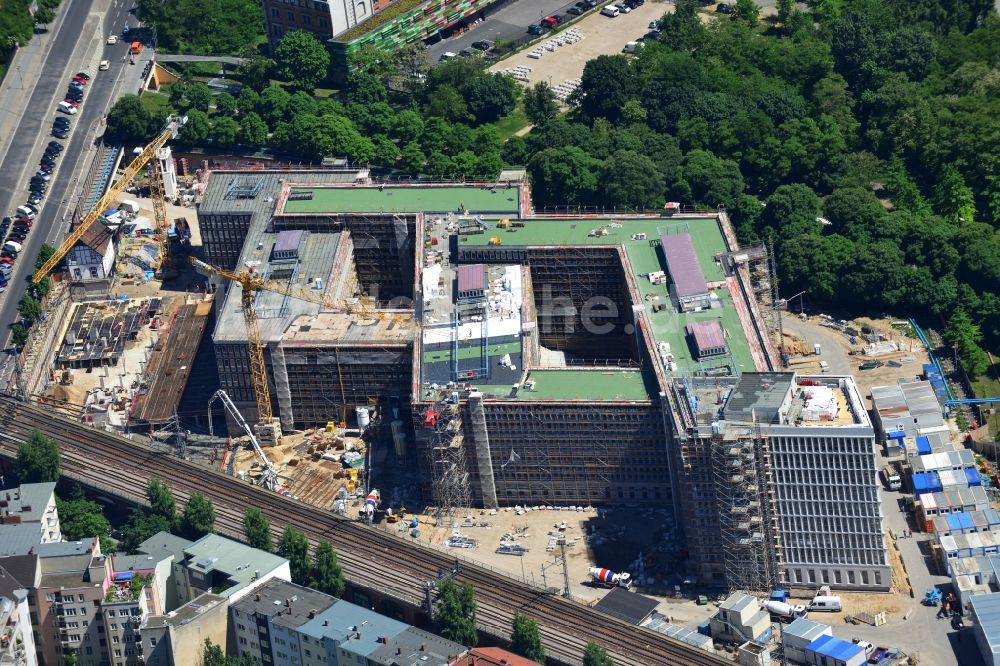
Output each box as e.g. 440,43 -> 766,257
426,0 -> 603,62
487,0 -> 669,92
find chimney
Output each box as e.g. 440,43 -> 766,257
396,648 -> 402,656
255,594 -> 260,602
285,598 -> 291,607
355,632 -> 361,640
420,644 -> 426,652
308,609 -> 316,619
322,620 -> 329,626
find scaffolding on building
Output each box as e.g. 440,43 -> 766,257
422,396 -> 471,526
711,420 -> 783,594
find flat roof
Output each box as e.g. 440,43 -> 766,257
457,263 -> 486,294
214,231 -> 345,345
661,232 -> 708,297
230,579 -> 335,629
688,320 -> 725,351
723,373 -> 795,424
281,312 -> 414,346
480,369 -> 658,402
182,534 -> 288,597
280,184 -> 522,215
458,217 -> 727,281
593,587 -> 659,625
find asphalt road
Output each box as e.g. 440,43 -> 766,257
0,0 -> 144,345
426,0 -> 616,61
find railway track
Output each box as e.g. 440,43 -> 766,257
0,396 -> 728,666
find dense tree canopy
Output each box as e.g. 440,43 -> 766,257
310,540 -> 345,597
434,580 -> 477,646
135,0 -> 263,54
179,492 -> 215,540
58,486 -> 112,551
274,30 -> 330,91
16,431 -> 60,483
277,526 -> 310,584
510,613 -> 545,662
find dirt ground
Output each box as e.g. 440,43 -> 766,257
384,505 -> 682,603
488,1 -> 671,90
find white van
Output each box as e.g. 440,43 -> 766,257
439,51 -> 457,62
57,101 -> 77,115
623,41 -> 642,54
806,595 -> 842,612
15,206 -> 35,219
601,6 -> 620,16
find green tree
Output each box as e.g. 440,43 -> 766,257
236,54 -> 273,92
583,642 -> 615,666
179,492 -> 215,540
776,0 -> 795,24
58,494 -> 112,550
201,638 -> 259,665
390,111 -> 424,144
136,0 -> 264,55
210,117 -> 240,148
679,150 -> 745,209
577,55 -> 638,121
168,82 -> 188,109
16,431 -> 60,483
185,83 -> 213,113
34,7 -> 55,25
346,71 -> 387,105
147,479 -> 176,521
213,92 -> 237,117
179,110 -> 211,146
277,526 -> 310,584
237,88 -> 261,115
656,0 -> 708,51
731,0 -> 760,24
425,84 -> 470,123
35,244 -> 57,271
523,82 -> 559,127
373,136 -> 400,167
310,540 -> 344,597
243,508 -> 271,551
258,85 -> 292,128
274,30 -> 330,90
527,146 -> 602,208
18,294 -> 41,322
399,142 -> 426,175
601,150 -> 663,211
934,164 -> 977,224
434,580 -> 477,646
945,309 -> 990,378
240,112 -> 268,147
510,613 -> 545,662
119,511 -> 173,554
10,325 -> 29,348
105,95 -> 156,144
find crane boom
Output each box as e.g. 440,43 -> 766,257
208,389 -> 278,490
33,124 -> 178,283
149,159 -> 169,269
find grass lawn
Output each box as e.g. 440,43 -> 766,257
140,92 -> 172,117
492,108 -> 530,141
971,361 -> 1000,437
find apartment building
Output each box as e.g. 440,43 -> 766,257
0,483 -> 61,545
0,566 -> 37,666
232,579 -> 467,666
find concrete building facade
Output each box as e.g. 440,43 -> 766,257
0,483 -> 61,545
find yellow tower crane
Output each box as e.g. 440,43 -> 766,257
32,120 -> 183,284
189,257 -> 374,433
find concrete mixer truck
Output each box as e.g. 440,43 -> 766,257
589,567 -> 633,590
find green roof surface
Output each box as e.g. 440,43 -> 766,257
282,185 -> 522,215
423,340 -> 521,365
478,369 -> 657,401
458,216 -> 727,281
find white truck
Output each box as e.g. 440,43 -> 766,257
762,599 -> 807,621
590,567 -> 632,589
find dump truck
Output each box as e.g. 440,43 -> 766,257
589,567 -> 632,589
882,464 -> 901,490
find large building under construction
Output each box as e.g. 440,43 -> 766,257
198,172 -> 888,590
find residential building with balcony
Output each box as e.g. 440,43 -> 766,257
0,565 -> 37,666
0,484 -> 61,545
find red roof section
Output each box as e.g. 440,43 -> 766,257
660,232 -> 708,298
457,263 -> 486,294
687,319 -> 726,351
450,647 -> 543,666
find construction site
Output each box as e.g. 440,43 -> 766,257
12,135 -> 905,605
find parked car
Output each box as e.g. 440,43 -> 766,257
540,15 -> 559,28
47,141 -> 63,152
527,23 -> 545,34
471,40 -> 492,51
716,2 -> 731,12
567,5 -> 583,14
57,101 -> 76,114
76,71 -> 91,80
53,116 -> 70,127
601,6 -> 620,17
52,127 -> 68,139
615,3 -> 632,13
